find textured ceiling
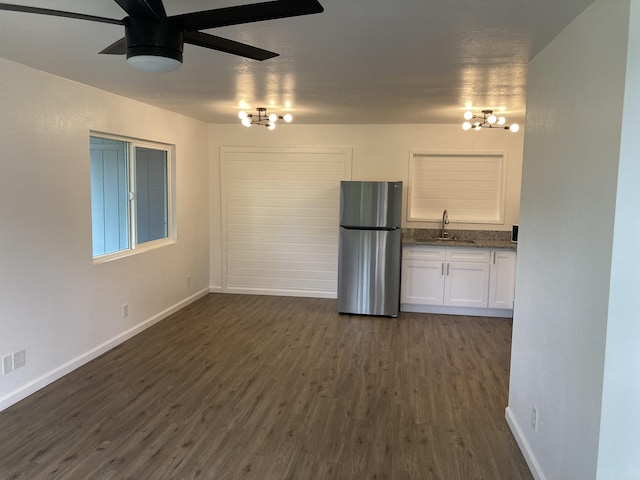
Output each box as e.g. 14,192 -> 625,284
0,0 -> 595,125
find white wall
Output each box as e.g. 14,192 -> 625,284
209,124 -> 524,289
597,1 -> 640,477
0,58 -> 210,410
507,0 -> 638,478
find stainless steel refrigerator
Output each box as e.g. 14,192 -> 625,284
337,181 -> 403,317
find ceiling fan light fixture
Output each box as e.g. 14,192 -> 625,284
127,54 -> 182,72
123,17 -> 183,72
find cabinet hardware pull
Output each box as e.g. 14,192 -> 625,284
441,263 -> 445,275
447,263 -> 450,275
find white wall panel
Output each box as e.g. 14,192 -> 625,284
221,147 -> 351,297
507,0 -> 631,478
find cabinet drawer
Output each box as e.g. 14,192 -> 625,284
445,248 -> 491,263
403,246 -> 445,261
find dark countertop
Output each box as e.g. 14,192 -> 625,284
402,237 -> 517,250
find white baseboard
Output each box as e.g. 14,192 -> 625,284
223,286 -> 337,299
505,406 -> 546,480
0,288 -> 210,412
401,303 -> 513,318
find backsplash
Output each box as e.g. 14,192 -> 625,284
402,228 -> 512,242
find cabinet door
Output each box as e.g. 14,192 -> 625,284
488,250 -> 517,309
443,262 -> 490,307
401,260 -> 445,305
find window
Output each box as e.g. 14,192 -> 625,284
90,134 -> 174,261
407,151 -> 507,224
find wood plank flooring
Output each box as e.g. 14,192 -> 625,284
0,294 -> 532,479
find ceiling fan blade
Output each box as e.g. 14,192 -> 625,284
0,3 -> 121,25
184,31 -> 278,61
113,0 -> 166,19
99,38 -> 127,55
173,0 -> 324,32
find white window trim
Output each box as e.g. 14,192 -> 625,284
407,150 -> 508,225
90,132 -> 176,264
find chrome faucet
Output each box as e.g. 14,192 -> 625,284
440,209 -> 449,239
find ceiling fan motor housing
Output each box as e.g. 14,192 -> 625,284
124,17 -> 184,63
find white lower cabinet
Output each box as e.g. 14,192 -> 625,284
401,246 -> 516,316
488,250 -> 517,309
401,246 -> 445,305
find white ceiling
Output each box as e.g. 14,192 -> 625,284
0,0 -> 595,125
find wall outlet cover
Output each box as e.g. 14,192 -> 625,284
2,354 -> 13,374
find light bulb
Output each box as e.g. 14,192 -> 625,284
283,113 -> 293,123
509,123 -> 520,132
241,118 -> 251,127
462,122 -> 472,131
497,116 -> 506,125
488,114 -> 497,124
474,124 -> 482,131
268,113 -> 278,123
464,111 -> 473,120
238,111 -> 247,119
268,123 -> 276,131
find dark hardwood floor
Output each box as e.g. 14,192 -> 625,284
0,294 -> 532,479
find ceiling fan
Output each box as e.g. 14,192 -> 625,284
0,0 -> 324,72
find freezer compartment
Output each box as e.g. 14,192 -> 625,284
337,227 -> 402,316
340,181 -> 402,228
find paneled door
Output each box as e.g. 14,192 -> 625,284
221,147 -> 352,298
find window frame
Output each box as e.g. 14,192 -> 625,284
90,132 -> 176,264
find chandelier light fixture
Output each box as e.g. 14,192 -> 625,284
462,110 -> 520,132
238,107 -> 293,130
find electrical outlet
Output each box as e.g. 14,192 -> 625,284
532,406 -> 539,432
2,355 -> 13,375
13,349 -> 26,369
123,304 -> 129,318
